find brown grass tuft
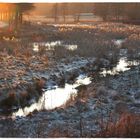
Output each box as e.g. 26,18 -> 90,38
96,113 -> 140,138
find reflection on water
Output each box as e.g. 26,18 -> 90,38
113,39 -> 125,47
76,75 -> 91,85
33,44 -> 39,52
32,41 -> 78,52
12,75 -> 91,117
45,41 -> 62,48
32,41 -> 62,52
65,45 -> 78,51
44,84 -> 77,110
100,57 -> 139,77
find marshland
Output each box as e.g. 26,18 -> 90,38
0,3 -> 140,138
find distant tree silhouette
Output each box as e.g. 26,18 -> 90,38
14,3 -> 35,28
52,3 -> 58,23
108,3 -> 125,21
61,3 -> 68,23
125,3 -> 140,20
93,3 -> 140,23
93,4 -> 109,21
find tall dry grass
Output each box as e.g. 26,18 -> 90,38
96,113 -> 140,138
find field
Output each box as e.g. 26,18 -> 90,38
0,21 -> 140,137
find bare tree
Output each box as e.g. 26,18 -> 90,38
61,3 -> 68,23
14,3 -> 35,29
53,3 -> 58,23
93,3 -> 109,21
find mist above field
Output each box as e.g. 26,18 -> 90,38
31,3 -> 94,16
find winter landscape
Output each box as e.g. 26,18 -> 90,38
0,3 -> 140,138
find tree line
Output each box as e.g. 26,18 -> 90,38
93,3 -> 140,22
51,3 -> 94,23
50,3 -> 140,23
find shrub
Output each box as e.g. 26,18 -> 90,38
96,113 -> 140,137
0,90 -> 17,107
33,78 -> 46,94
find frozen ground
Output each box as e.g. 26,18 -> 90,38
0,22 -> 139,137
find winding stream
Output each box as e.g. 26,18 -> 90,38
12,55 -> 139,118
11,39 -> 140,118
100,57 -> 139,76
12,75 -> 91,117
